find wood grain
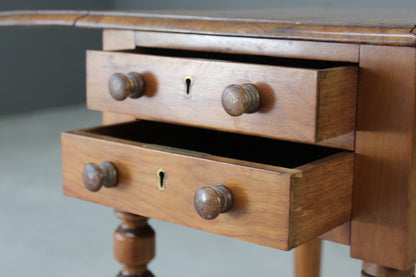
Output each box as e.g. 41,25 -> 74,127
0,10 -> 87,26
75,9 -> 416,46
86,51 -> 357,147
316,66 -> 358,141
290,151 -> 353,247
1,9 -> 415,46
294,239 -> 322,277
351,46 -> 416,271
131,31 -> 359,63
61,125 -> 353,250
362,262 -> 415,277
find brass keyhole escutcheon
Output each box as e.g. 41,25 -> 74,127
183,76 -> 193,97
157,169 -> 166,191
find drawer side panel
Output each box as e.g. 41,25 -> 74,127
316,67 -> 358,141
290,152 -> 354,248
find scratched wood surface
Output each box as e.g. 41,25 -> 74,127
1,9 -> 415,46
101,29 -> 359,62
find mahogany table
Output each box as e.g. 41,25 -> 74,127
1,8 -> 416,277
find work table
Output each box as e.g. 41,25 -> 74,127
1,8 -> 416,277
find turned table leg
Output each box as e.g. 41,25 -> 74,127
114,210 -> 155,277
362,262 -> 415,277
294,239 -> 322,277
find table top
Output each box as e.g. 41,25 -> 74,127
0,9 -> 415,46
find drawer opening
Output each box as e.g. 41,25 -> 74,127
84,120 -> 342,168
122,46 -> 356,70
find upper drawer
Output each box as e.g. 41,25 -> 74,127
62,120 -> 353,250
86,51 -> 358,147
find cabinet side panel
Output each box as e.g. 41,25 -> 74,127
407,49 -> 416,269
351,45 -> 416,270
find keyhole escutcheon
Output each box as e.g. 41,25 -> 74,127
184,76 -> 193,97
157,169 -> 166,191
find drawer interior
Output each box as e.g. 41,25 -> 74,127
64,120 -> 353,249
129,46 -> 355,69
86,120 -> 342,168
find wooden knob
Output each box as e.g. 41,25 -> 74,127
194,185 -> 233,220
108,72 -> 144,101
222,83 -> 260,116
82,161 -> 118,192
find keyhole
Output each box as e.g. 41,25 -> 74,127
184,76 -> 193,97
157,169 -> 166,191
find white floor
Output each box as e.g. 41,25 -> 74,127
0,104 -> 361,276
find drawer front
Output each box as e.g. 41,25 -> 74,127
62,122 -> 353,250
86,51 -> 357,146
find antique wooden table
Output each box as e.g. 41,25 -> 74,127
1,8 -> 416,277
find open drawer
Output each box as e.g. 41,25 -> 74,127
87,50 -> 358,148
62,120 -> 353,250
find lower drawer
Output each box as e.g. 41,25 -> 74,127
61,120 -> 353,250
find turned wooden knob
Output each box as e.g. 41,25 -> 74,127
194,185 -> 233,220
108,72 -> 144,101
222,83 -> 260,116
82,161 -> 118,192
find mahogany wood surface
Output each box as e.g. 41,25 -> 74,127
61,123 -> 353,250
316,65 -> 357,141
351,46 -> 416,271
291,151 -> 353,246
294,239 -> 322,277
114,210 -> 155,277
131,31 -> 360,63
362,262 -> 415,277
1,9 -> 416,46
86,50 -> 357,147
0,10 -> 87,26
102,29 -> 360,63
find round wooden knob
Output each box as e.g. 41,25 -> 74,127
82,161 -> 118,192
222,83 -> 260,116
108,72 -> 144,101
194,185 -> 233,220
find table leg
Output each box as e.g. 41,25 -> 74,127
294,239 -> 322,277
362,262 -> 415,277
114,210 -> 155,277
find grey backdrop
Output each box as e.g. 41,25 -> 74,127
2,1 -> 416,115
0,0 -> 111,115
